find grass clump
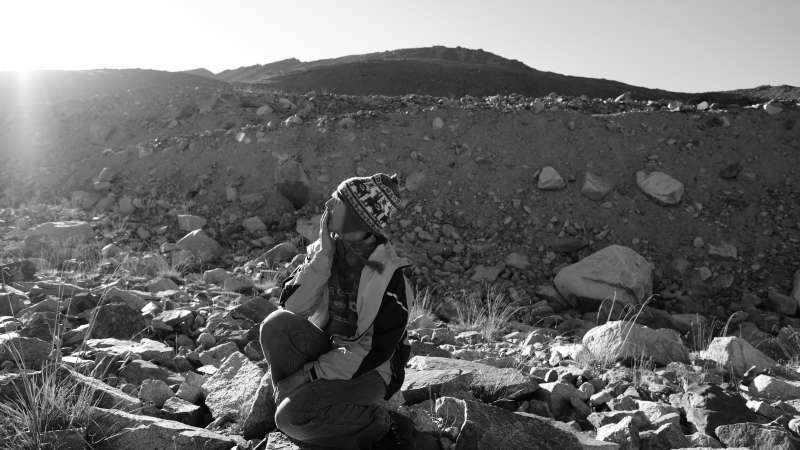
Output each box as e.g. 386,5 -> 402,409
0,354 -> 97,450
453,285 -> 519,341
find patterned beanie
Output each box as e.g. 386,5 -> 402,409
335,173 -> 402,237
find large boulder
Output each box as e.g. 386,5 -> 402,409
434,397 -> 583,450
176,229 -> 224,263
202,351 -> 274,431
636,171 -> 684,205
88,407 -> 236,450
275,160 -> 311,209
680,384 -> 755,437
702,336 -> 777,377
241,371 -> 277,439
582,321 -> 689,365
554,245 -> 653,306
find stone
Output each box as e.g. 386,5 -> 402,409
153,310 -> 193,327
202,268 -> 229,284
64,368 -> 141,411
686,432 -> 723,448
636,400 -> 679,424
199,341 -> 239,367
581,172 -> 613,201
275,159 -> 311,209
582,321 -> 689,365
537,166 -> 566,190
256,105 -> 273,116
539,382 -> 587,420
716,422 -> 799,450
767,288 -> 797,315
242,216 -> 267,233
504,252 -> 530,269
103,286 -> 148,311
434,396 -> 583,450
638,422 -> 691,450
241,371 -> 277,439
177,214 -> 207,232
90,303 -> 147,340
595,416 -> 640,450
554,245 -> 653,306
230,296 -> 277,323
176,229 -> 224,263
0,293 -> 24,316
636,170 -> 684,205
147,277 -> 180,293
702,336 -> 777,377
0,333 -> 51,368
764,100 -> 783,116
470,264 -> 504,282
138,379 -> 174,408
432,117 -> 445,129
160,396 -> 204,427
85,338 -> 175,364
407,356 -> 533,401
202,352 -> 270,426
680,384 -> 754,436
120,359 -> 183,386
749,375 -> 800,399
11,221 -> 93,243
176,381 -> 204,404
223,275 -> 254,292
587,411 -> 649,430
261,241 -> 300,266
402,369 -> 474,405
88,406 -> 236,449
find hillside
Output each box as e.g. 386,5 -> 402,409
1,67 -> 800,449
207,45 -> 785,103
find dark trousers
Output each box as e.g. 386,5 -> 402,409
259,309 -> 390,449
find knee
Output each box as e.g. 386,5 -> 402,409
274,397 -> 315,439
260,309 -> 294,352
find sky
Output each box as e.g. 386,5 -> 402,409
2,0 -> 798,92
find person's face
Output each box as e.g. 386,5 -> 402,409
324,193 -> 347,233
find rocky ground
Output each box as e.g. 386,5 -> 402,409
1,71 -> 800,448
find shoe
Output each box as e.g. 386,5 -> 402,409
371,410 -> 416,450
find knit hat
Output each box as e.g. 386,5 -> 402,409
335,173 -> 402,237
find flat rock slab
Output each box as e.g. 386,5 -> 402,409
582,321 -> 689,365
88,406 -> 236,450
435,396 -> 583,450
716,422 -> 800,450
407,356 -> 534,399
86,338 -> 175,363
554,245 -> 653,306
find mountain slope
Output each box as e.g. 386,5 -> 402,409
214,45 -> 781,102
